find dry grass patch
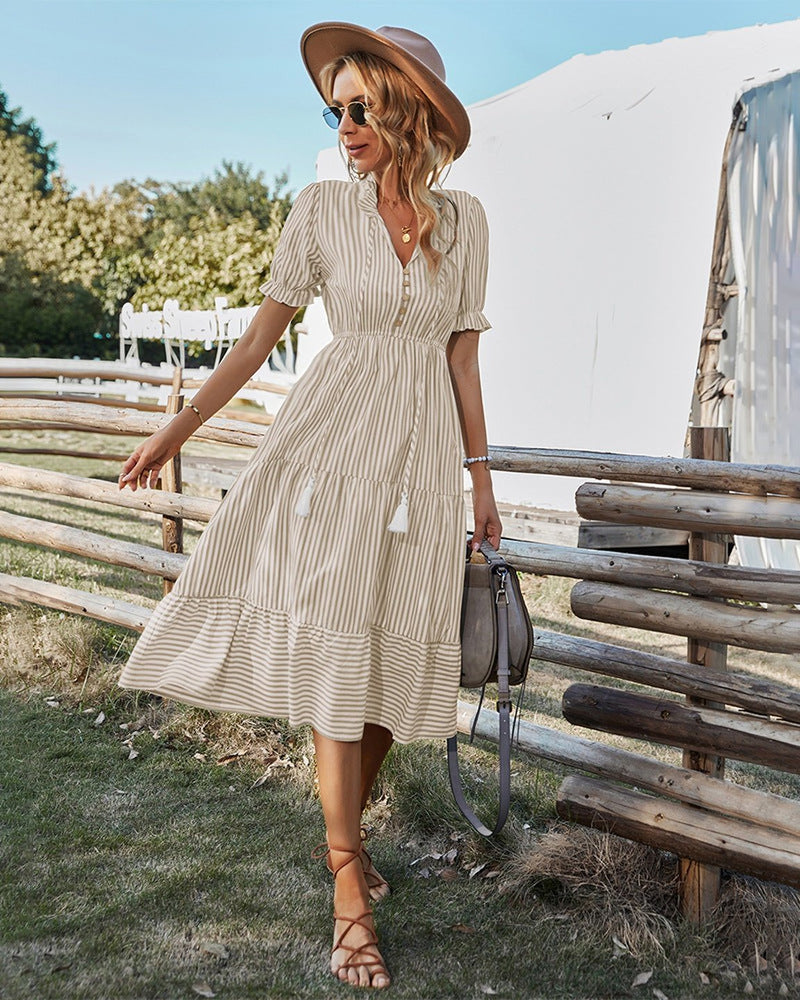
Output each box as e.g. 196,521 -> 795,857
502,824 -> 679,958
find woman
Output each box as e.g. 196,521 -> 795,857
118,22 -> 501,990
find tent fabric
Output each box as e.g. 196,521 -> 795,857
727,69 -> 800,571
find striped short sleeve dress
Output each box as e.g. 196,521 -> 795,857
119,175 -> 491,744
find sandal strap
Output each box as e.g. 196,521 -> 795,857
333,911 -> 385,972
325,844 -> 362,878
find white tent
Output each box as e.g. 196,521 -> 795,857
308,18 -> 800,515
724,68 -> 800,570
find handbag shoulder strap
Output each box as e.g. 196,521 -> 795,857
447,570 -> 512,837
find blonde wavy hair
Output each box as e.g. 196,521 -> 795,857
319,51 -> 458,276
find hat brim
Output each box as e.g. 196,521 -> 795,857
301,22 -> 470,159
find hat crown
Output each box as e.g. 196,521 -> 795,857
375,25 -> 446,83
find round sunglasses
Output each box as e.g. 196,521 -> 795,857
322,100 -> 370,129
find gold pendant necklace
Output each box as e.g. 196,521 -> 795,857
380,195 -> 415,245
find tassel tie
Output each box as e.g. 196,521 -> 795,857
387,379 -> 423,535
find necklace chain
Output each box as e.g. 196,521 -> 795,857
379,196 -> 415,244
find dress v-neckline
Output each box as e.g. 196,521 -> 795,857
358,174 -> 419,268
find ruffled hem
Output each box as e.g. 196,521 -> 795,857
118,595 -> 461,744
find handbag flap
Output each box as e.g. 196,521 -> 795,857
460,561 -> 497,687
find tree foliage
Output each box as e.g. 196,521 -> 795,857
0,87 -> 58,193
0,90 -> 293,360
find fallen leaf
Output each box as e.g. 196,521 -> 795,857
444,848 -> 458,864
743,983 -> 754,995
216,752 -> 246,766
480,988 -> 498,996
418,867 -> 431,879
127,749 -> 139,761
632,970 -> 653,988
469,864 -> 487,879
45,698 -> 60,708
652,990 -> 670,1000
93,712 -> 106,727
451,923 -> 475,934
194,753 -> 207,762
439,867 -> 458,881
483,870 -> 500,879
450,831 -> 466,842
192,983 -> 216,998
778,985 -> 789,997
252,773 -> 270,788
612,936 -> 628,959
199,941 -> 230,960
699,972 -> 710,985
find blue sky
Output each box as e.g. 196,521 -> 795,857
3,0 -> 799,195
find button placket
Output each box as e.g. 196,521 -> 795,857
395,267 -> 411,326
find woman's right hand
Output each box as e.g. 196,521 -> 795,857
118,420 -> 188,492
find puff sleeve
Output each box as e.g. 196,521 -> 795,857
453,195 -> 491,333
259,182 -> 322,307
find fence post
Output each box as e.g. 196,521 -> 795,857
160,367 -> 184,595
678,425 -> 730,922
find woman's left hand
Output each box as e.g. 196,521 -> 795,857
471,487 -> 502,551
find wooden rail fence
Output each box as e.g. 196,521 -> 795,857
1,396 -> 800,924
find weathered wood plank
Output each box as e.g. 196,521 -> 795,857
488,446 -> 800,496
0,572 -> 150,631
499,538 -> 800,604
557,775 -> 800,890
0,358 -> 290,395
575,481 -> 800,539
531,629 -> 800,723
457,704 -> 800,836
0,399 -> 262,448
680,425 -> 729,919
570,580 -> 800,654
562,683 -> 800,774
0,462 -> 218,522
0,509 -> 186,579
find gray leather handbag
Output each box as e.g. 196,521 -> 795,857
447,539 -> 533,836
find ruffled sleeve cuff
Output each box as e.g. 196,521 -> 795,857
453,308 -> 491,334
258,276 -> 320,308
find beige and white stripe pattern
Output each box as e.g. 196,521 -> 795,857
119,176 -> 491,743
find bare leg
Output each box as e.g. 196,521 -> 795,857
313,730 -> 390,989
358,723 -> 393,901
360,723 -> 394,811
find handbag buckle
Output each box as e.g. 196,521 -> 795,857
495,567 -> 509,605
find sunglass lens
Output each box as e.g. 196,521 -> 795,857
322,106 -> 342,129
349,102 -> 367,126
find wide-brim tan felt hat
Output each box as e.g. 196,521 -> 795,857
300,22 -> 471,159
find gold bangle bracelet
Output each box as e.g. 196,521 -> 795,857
186,402 -> 205,424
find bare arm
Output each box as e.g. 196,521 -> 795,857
119,296 -> 298,490
446,329 -> 502,550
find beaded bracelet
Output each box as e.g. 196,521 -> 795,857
186,401 -> 205,424
464,455 -> 490,468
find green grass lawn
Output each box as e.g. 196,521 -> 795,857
2,430 -> 800,998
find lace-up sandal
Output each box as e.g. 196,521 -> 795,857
327,847 -> 390,989
312,834 -> 390,903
